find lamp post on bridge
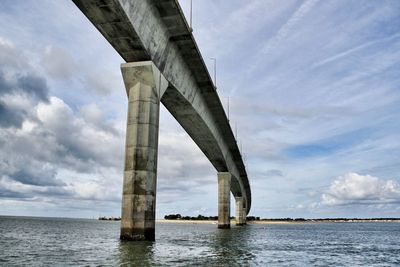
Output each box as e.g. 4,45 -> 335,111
235,121 -> 238,141
189,0 -> 193,32
227,96 -> 230,121
209,57 -> 217,90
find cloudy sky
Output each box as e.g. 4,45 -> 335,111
0,0 -> 399,219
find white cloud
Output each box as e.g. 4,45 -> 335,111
321,173 -> 400,206
42,45 -> 77,80
0,89 -> 124,199
83,69 -> 121,95
35,96 -> 123,169
80,103 -> 102,124
0,36 -> 23,68
261,0 -> 320,55
37,96 -> 72,128
312,33 -> 400,68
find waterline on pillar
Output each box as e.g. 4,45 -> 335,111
120,227 -> 156,241
218,224 -> 231,229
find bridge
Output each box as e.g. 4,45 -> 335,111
73,0 -> 251,241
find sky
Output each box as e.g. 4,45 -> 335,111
0,0 -> 399,219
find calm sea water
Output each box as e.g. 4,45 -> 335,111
0,216 -> 399,266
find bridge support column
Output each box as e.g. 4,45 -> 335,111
218,172 -> 231,229
243,199 -> 247,225
235,197 -> 245,226
120,62 -> 167,241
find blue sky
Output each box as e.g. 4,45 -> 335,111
0,0 -> 399,219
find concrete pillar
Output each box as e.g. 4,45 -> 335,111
120,62 -> 167,241
235,197 -> 245,226
218,172 -> 231,229
242,199 -> 247,225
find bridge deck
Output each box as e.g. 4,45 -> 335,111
72,0 -> 251,212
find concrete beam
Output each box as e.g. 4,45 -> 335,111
218,172 -> 231,229
120,61 -> 167,241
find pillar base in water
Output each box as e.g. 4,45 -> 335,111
120,228 -> 155,241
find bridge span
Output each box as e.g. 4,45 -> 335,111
73,0 -> 251,241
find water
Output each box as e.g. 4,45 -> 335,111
0,216 -> 399,266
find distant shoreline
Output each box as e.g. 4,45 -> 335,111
249,219 -> 400,224
157,219 -> 400,225
1,215 -> 399,223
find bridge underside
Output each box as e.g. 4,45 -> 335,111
161,82 -> 245,199
72,0 -> 251,240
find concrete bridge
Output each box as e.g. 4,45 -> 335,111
73,0 -> 251,241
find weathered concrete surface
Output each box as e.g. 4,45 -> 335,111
120,62 -> 167,241
218,172 -> 231,229
235,197 -> 245,226
243,200 -> 247,225
72,0 -> 251,219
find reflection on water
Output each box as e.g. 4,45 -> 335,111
1,216 -> 400,266
119,240 -> 155,266
210,226 -> 255,265
117,224 -> 257,266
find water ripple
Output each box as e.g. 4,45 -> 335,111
0,217 -> 399,266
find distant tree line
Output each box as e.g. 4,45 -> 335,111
98,216 -> 121,221
164,214 -> 234,220
242,217 -> 307,221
